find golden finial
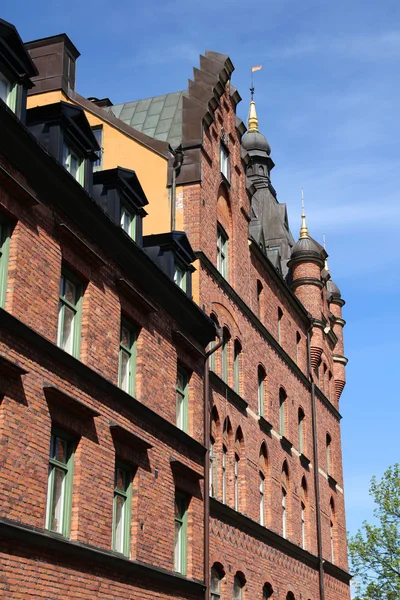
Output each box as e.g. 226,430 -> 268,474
248,99 -> 259,133
300,189 -> 309,239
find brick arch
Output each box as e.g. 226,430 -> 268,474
211,300 -> 242,335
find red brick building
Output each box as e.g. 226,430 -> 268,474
0,18 -> 350,600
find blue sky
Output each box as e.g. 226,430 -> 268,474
3,0 -> 399,548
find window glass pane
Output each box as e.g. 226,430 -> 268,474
52,437 -> 68,464
119,349 -> 130,392
59,305 -> 75,353
174,519 -> 181,570
63,278 -> 76,305
114,494 -> 125,553
50,467 -> 65,533
0,73 -> 10,103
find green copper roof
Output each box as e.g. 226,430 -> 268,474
108,91 -> 187,148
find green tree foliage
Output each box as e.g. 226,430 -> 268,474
348,464 -> 400,600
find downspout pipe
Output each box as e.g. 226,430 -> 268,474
307,324 -> 325,600
204,327 -> 223,600
169,144 -> 183,231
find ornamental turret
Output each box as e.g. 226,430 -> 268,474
326,270 -> 347,401
288,204 -> 325,369
242,96 -> 274,180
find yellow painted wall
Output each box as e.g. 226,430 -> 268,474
27,92 -> 170,235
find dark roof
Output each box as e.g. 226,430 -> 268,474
109,91 -> 188,148
242,130 -> 271,156
93,166 -> 149,208
0,18 -> 38,81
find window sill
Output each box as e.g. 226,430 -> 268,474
300,453 -> 311,468
280,435 -> 293,453
328,475 -> 338,489
258,416 -> 273,435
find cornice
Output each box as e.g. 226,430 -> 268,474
0,516 -> 205,594
332,354 -> 349,366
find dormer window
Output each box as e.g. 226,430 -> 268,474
63,143 -> 84,185
120,204 -> 137,241
220,143 -> 230,183
0,69 -> 19,114
174,263 -> 187,292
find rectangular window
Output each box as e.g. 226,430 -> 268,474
282,488 -> 287,538
63,144 -> 84,185
233,342 -> 241,393
210,438 -> 217,497
296,332 -> 301,365
0,217 -> 11,308
112,464 -> 132,556
277,308 -> 283,345
221,330 -> 229,384
0,70 -> 19,113
91,126 -> 103,169
217,225 -> 228,280
174,492 -> 188,575
119,320 -> 136,396
120,204 -> 136,241
258,368 -> 265,417
174,264 -> 187,292
301,502 -> 306,549
46,431 -> 74,536
220,143 -> 230,182
279,394 -> 286,437
57,270 -> 82,358
176,366 -> 189,432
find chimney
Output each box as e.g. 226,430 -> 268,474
24,34 -> 80,97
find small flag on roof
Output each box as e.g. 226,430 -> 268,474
251,65 -> 263,72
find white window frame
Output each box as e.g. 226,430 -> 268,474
120,204 -> 137,241
220,143 -> 230,182
217,225 -> 228,279
63,143 -> 85,185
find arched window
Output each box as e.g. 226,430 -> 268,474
257,280 -> 263,319
258,366 -> 266,416
233,573 -> 245,600
277,307 -> 283,344
326,433 -> 332,476
301,476 -> 307,550
211,565 -> 224,600
282,461 -> 289,539
222,445 -> 227,504
210,436 -> 216,497
296,332 -> 301,365
259,472 -> 265,525
328,370 -> 333,400
234,340 -> 241,393
298,407 -> 305,454
286,593 -> 295,600
322,363 -> 327,394
234,454 -> 240,511
330,497 -> 335,563
209,313 -> 219,372
221,327 -> 230,384
263,583 -> 273,599
279,388 -> 287,436
217,223 -> 229,279
282,487 -> 287,538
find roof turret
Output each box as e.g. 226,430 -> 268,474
242,98 -> 271,155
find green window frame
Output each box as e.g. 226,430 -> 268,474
233,340 -> 241,393
217,224 -> 228,279
279,389 -> 286,436
112,463 -> 132,556
221,328 -> 229,383
174,491 -> 188,575
120,204 -> 137,241
63,143 -> 85,185
259,472 -> 265,525
282,487 -> 287,538
91,126 -> 103,170
301,501 -> 306,549
258,366 -> 265,417
119,320 -> 137,396
0,68 -> 19,114
234,454 -> 239,511
326,433 -> 332,475
57,269 -> 82,358
174,263 -> 187,292
176,366 -> 189,432
0,217 -> 11,308
46,430 -> 74,537
298,408 -> 305,454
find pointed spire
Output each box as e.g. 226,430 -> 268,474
248,98 -> 259,133
300,189 -> 309,239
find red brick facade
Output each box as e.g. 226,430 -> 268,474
0,21 -> 350,600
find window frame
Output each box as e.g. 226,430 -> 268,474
176,365 -> 189,433
211,566 -> 222,600
174,262 -> 187,292
259,471 -> 265,525
221,328 -> 230,384
0,216 -> 11,308
45,430 -> 75,537
301,501 -> 306,549
91,125 -> 103,170
217,224 -> 229,280
326,433 -> 332,476
279,389 -> 286,437
298,408 -> 305,455
258,366 -> 266,417
234,453 -> 239,511
174,491 -> 188,575
0,66 -> 20,114
222,445 -> 227,504
57,269 -> 82,359
220,142 -> 230,183
233,574 -> 243,600
119,319 -> 137,396
282,487 -> 287,538
63,142 -> 85,186
120,203 -> 137,242
277,307 -> 283,344
112,462 -> 132,556
233,340 -> 241,393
